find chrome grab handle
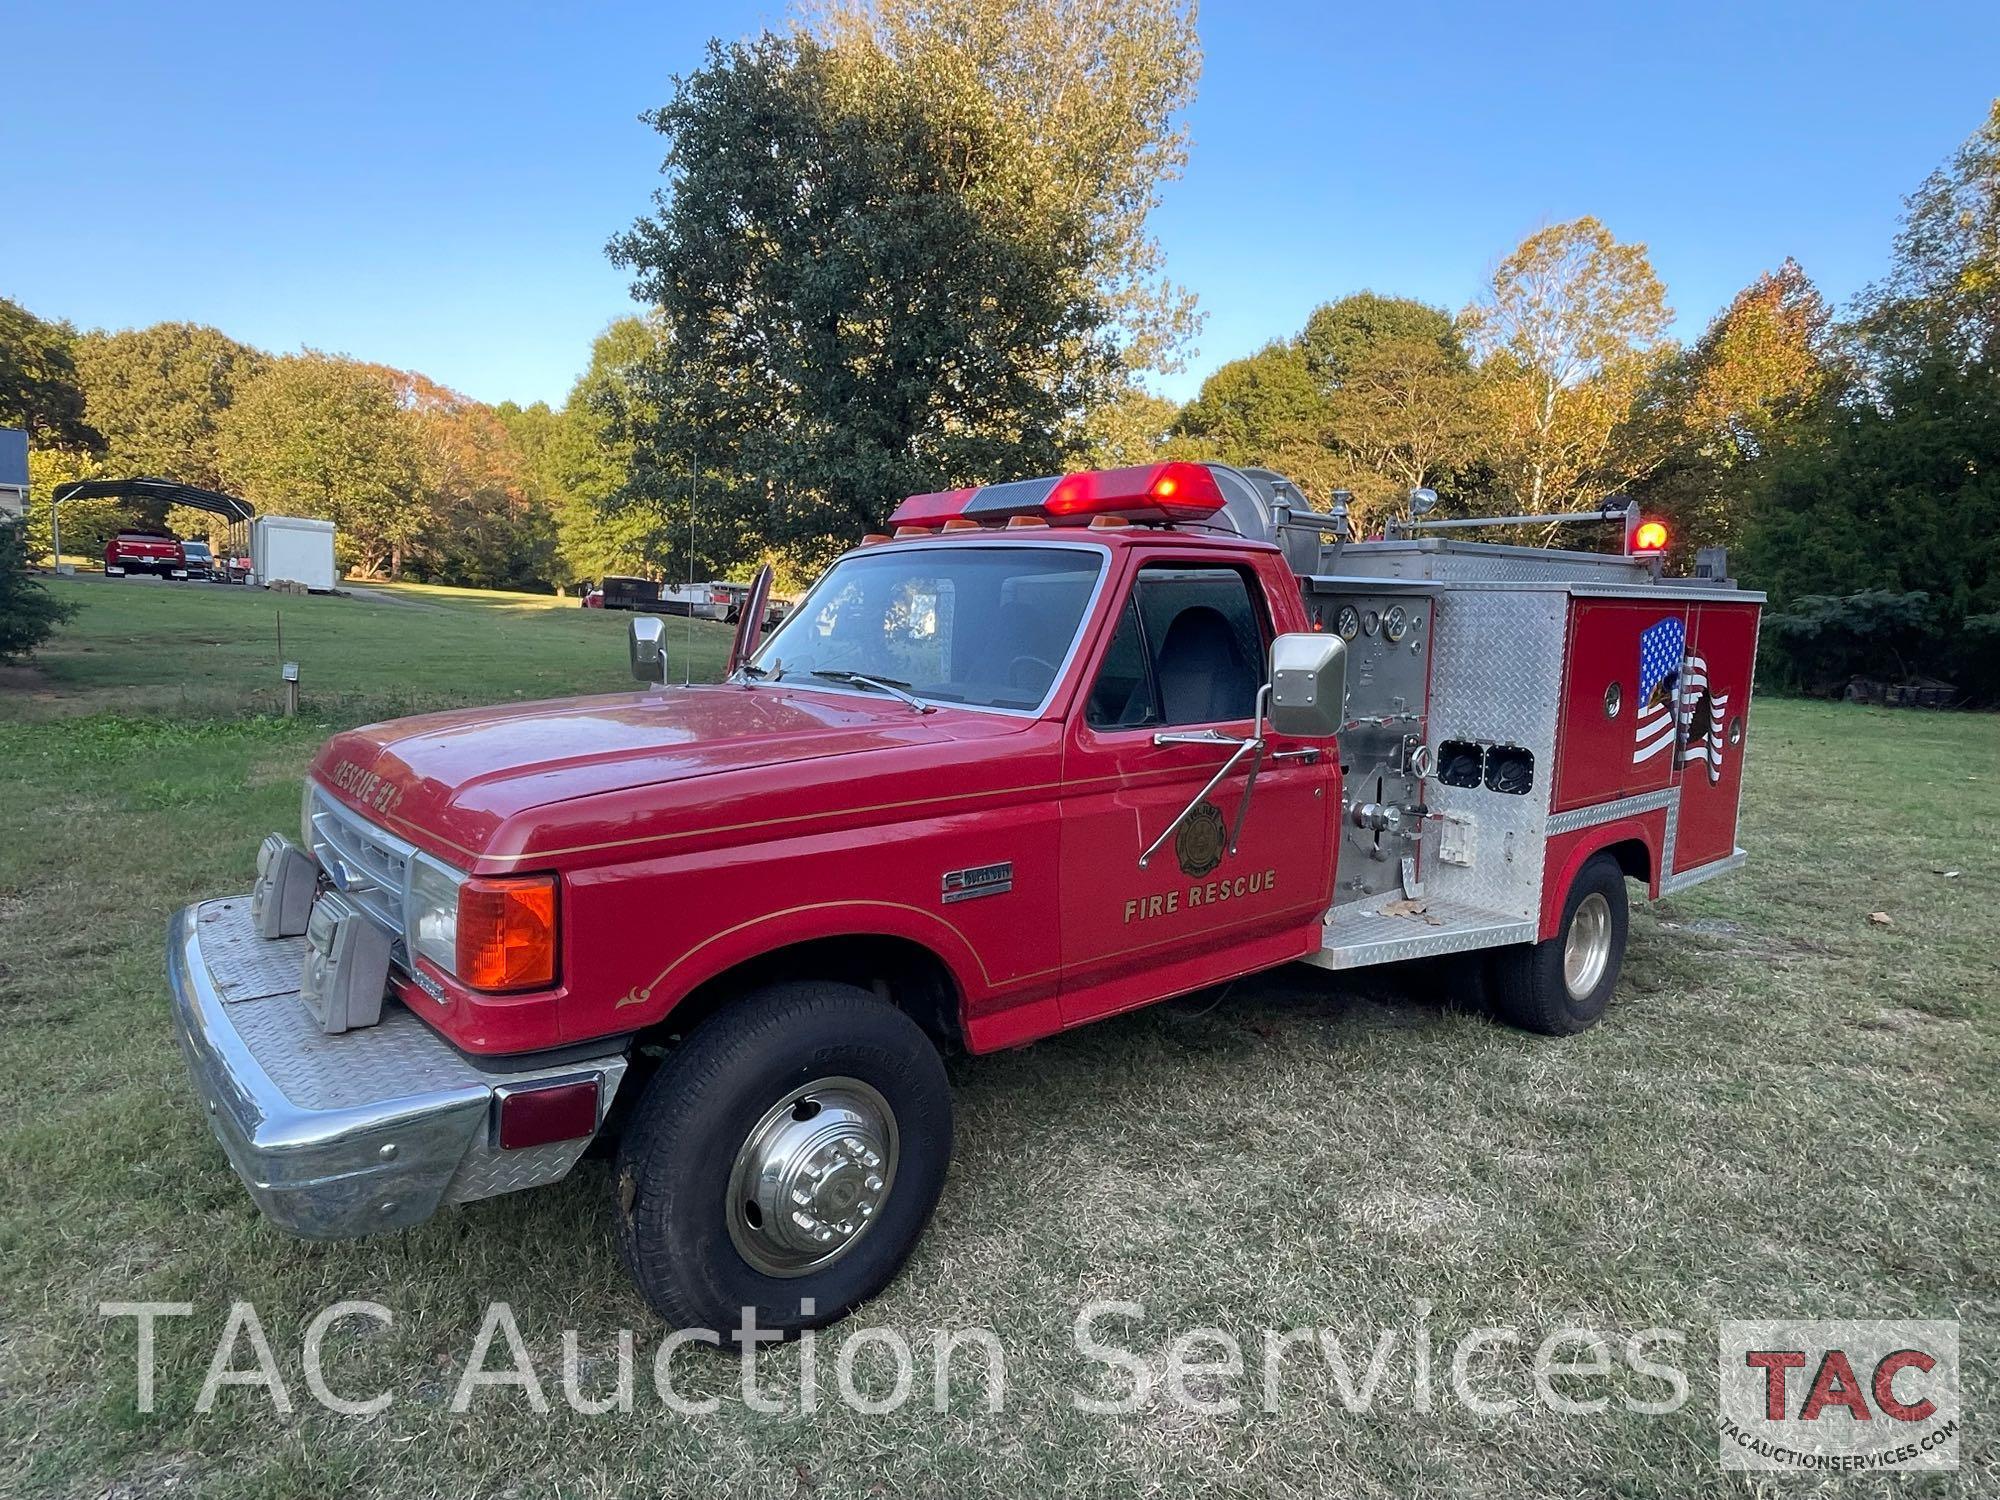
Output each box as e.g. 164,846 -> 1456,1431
1138,685 -> 1273,870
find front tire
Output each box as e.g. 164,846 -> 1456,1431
1487,853 -> 1629,1035
612,981 -> 952,1338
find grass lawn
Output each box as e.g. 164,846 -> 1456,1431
1,578 -> 1994,1497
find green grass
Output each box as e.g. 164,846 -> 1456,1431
1,582 -> 1995,1498
8,575 -> 736,720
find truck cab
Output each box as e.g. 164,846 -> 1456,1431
167,460 -> 1758,1337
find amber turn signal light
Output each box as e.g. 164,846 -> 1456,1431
456,874 -> 558,991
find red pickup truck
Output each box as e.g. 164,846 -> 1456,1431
105,530 -> 188,578
168,460 -> 1759,1337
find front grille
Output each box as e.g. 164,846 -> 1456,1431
305,786 -> 413,957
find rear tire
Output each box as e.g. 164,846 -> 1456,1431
1487,853 -> 1628,1035
612,981 -> 952,1339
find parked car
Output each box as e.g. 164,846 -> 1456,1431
580,587 -> 605,609
104,530 -> 186,578
179,540 -> 215,580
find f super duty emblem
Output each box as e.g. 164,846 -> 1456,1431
941,862 -> 1013,904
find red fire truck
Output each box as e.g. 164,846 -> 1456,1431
167,461 -> 1759,1334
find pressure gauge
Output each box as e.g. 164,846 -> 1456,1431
1335,605 -> 1361,641
1362,609 -> 1381,637
1382,604 -> 1408,644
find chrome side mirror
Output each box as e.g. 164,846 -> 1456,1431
1268,633 -> 1346,738
629,615 -> 668,684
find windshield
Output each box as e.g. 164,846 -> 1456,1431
748,545 -> 1103,712
182,543 -> 210,558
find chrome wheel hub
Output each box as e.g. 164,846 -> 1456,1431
726,1076 -> 898,1278
1563,892 -> 1613,999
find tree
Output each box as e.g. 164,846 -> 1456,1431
1324,336 -> 1486,528
1742,104 -> 2000,700
1172,341 -> 1344,496
815,0 -> 1203,375
1632,259 -> 1838,553
533,318 -> 684,587
1465,217 -> 1673,514
388,370 -> 554,590
0,520 -> 75,661
218,354 -> 423,577
73,323 -> 262,490
612,32 -> 1124,567
0,298 -> 98,450
1858,98 -> 2000,372
1300,292 -> 1464,390
1082,386 -> 1180,466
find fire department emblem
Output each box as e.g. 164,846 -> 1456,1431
1175,801 -> 1228,878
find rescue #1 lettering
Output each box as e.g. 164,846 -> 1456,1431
331,759 -> 404,818
1124,868 -> 1279,924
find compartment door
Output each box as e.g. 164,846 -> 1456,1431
1672,603 -> 1758,873
1553,599 -> 1692,813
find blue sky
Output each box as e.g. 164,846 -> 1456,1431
7,1 -> 1996,408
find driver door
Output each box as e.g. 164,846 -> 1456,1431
1057,560 -> 1335,1025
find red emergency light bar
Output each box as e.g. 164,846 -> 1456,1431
887,462 -> 1228,531
1630,520 -> 1669,555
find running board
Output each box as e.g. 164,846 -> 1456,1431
1303,895 -> 1534,971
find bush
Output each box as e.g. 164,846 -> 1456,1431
0,522 -> 77,662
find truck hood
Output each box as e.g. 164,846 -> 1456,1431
311,685 -> 1019,864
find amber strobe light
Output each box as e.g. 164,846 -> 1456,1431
1632,520 -> 1670,554
457,874 -> 558,990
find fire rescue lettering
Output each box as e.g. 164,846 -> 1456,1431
1123,868 -> 1278,924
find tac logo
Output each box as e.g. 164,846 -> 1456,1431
1718,1319 -> 1959,1472
1174,801 -> 1227,878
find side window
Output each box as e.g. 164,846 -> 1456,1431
1085,598 -> 1157,728
1085,566 -> 1267,730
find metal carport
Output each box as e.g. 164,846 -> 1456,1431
49,477 -> 256,572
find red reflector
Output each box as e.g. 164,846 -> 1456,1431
498,1079 -> 600,1151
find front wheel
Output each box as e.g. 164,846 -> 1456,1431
1486,853 -> 1629,1035
612,981 -> 952,1338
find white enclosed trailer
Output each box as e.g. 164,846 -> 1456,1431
252,516 -> 337,592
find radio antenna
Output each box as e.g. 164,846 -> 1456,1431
685,454 -> 697,685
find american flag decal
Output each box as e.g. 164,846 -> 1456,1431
1682,654 -> 1729,769
1632,616 -> 1730,771
1633,618 -> 1683,764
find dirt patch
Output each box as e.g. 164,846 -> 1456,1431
0,662 -> 52,693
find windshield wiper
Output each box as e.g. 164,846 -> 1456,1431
809,669 -> 936,714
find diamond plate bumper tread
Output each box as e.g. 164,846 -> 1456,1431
169,897 -> 627,1238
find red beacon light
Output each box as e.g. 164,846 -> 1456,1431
1630,519 -> 1670,555
887,461 -> 1227,531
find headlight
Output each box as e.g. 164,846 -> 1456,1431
406,857 -> 560,991
408,856 -> 465,976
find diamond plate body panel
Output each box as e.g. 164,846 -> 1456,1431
1417,586 -> 1567,922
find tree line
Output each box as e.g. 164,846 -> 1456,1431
2,0 -> 1994,694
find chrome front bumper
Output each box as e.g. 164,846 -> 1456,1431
168,897 -> 627,1239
